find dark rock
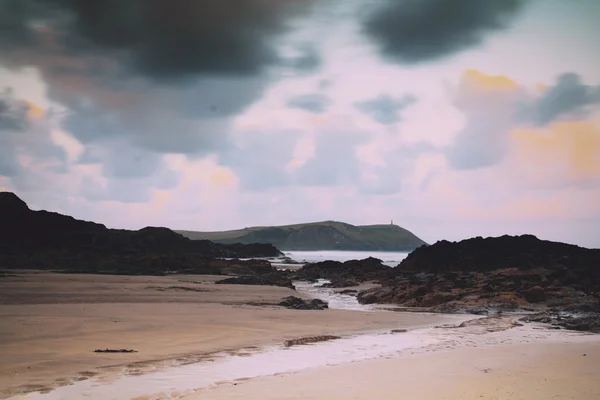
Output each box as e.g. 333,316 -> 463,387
420,292 -> 458,307
0,192 -> 282,275
521,312 -> 600,334
215,272 -> 294,289
321,277 -> 360,288
94,349 -> 137,353
357,235 -> 600,314
468,309 -> 489,315
278,296 -> 328,310
293,257 -> 392,284
283,335 -> 339,347
523,286 -> 547,303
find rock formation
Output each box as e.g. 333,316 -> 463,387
289,257 -> 393,287
0,192 -> 282,275
356,235 -> 600,315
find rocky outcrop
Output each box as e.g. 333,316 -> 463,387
215,271 -> 294,289
278,296 -> 329,310
520,311 -> 600,333
357,235 -> 600,320
290,257 -> 393,287
0,192 -> 282,275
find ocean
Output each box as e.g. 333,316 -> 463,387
282,250 -> 410,267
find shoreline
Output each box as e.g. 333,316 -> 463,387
2,270 -> 599,400
189,334 -> 600,400
0,271 -> 458,398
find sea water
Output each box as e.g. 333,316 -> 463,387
278,250 -> 410,267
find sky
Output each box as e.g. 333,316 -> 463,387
1,0 -> 599,248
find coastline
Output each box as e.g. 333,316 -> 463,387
2,270 -> 599,400
190,337 -> 600,400
0,271 -> 456,398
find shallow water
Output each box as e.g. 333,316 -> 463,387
293,279 -> 373,311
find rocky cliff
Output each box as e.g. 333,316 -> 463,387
0,192 -> 282,275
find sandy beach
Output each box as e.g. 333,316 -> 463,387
191,340 -> 600,400
2,270 -> 600,400
0,271 -> 448,398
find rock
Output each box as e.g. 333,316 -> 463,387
293,257 -> 392,284
94,349 -> 137,353
216,272 -> 294,289
279,296 -> 328,310
0,192 -> 283,276
523,286 -> 547,303
283,335 -> 340,347
420,292 -> 458,307
520,312 -> 600,334
321,277 -> 360,288
355,235 -> 600,314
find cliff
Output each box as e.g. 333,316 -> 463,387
177,220 -> 426,251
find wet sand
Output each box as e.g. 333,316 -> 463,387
189,317 -> 600,400
192,339 -> 600,400
0,271 -> 449,398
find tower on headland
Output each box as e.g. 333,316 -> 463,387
391,220 -> 393,225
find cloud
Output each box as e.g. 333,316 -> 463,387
0,88 -> 29,132
0,0 -> 319,80
525,73 -> 600,126
509,121 -> 600,187
0,0 -> 325,192
446,69 -> 600,170
362,0 -> 528,63
0,88 -> 66,178
355,94 -> 416,125
446,69 -> 523,169
220,127 -> 302,191
287,93 -> 330,114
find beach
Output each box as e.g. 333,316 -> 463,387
0,271 -> 449,398
1,270 -> 599,400
191,340 -> 600,400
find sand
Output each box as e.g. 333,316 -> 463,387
191,340 -> 600,400
2,270 -> 600,400
0,271 -> 449,398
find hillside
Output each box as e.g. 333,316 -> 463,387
177,220 -> 427,251
0,192 -> 282,275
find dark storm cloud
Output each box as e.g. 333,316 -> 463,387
363,0 -> 527,63
525,73 -> 600,126
287,93 -> 330,114
355,94 -> 416,125
0,0 -> 318,79
0,0 -> 323,196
